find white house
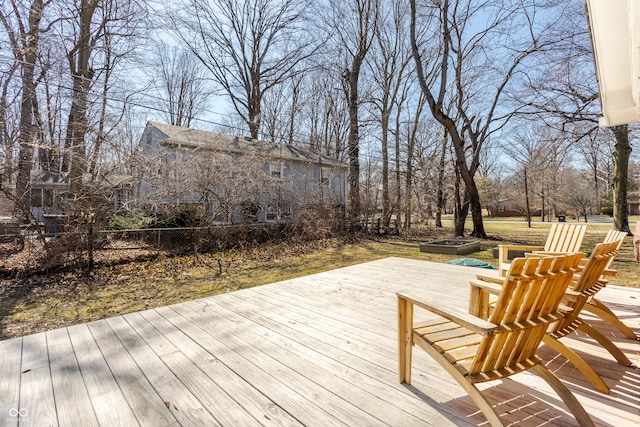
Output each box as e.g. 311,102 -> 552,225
136,122 -> 349,224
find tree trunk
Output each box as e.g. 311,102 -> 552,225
611,125 -> 631,233
12,0 -> 45,212
524,168 -> 531,228
247,68 -> 262,139
345,69 -> 361,226
66,74 -> 92,194
65,0 -> 99,195
394,113 -> 402,227
288,80 -> 300,146
381,107 -> 390,228
14,71 -> 36,208
435,131 -> 447,228
404,123 -> 415,230
450,134 -> 485,237
1,63 -> 18,188
453,165 -> 468,236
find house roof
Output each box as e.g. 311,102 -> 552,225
586,0 -> 640,126
147,122 -> 348,168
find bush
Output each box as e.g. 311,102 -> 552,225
151,211 -> 201,228
108,212 -> 157,230
601,192 -> 614,217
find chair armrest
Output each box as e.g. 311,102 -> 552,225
557,303 -> 575,313
499,244 -> 544,251
498,245 -> 544,276
498,244 -> 543,261
469,279 -> 502,295
397,291 -> 497,337
561,289 -> 581,304
475,274 -> 503,285
468,279 -> 503,318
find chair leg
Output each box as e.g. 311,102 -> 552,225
578,321 -> 633,366
398,297 -> 413,384
530,364 -> 595,427
583,299 -> 638,340
542,335 -> 610,394
413,338 -> 504,427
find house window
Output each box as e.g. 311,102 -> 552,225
266,203 -> 291,222
321,167 -> 331,186
269,163 -> 282,178
266,205 -> 278,221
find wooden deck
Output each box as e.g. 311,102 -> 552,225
1,257 -> 638,426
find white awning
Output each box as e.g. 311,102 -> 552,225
586,0 -> 640,127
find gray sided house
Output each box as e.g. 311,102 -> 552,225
28,170 -> 133,233
137,122 -> 349,224
29,170 -> 69,233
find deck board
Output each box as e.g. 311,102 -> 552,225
47,328 -> 99,427
0,338 -> 21,427
87,320 -> 176,426
66,323 -> 140,427
19,333 -> 57,427
105,316 -> 225,426
0,257 -> 638,426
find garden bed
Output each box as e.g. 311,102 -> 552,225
419,239 -> 481,255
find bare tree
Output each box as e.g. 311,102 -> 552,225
0,0 -> 50,209
611,124 -> 633,231
576,129 -> 614,213
0,61 -> 19,187
170,0 -> 316,139
155,47 -> 210,129
56,0 -> 144,272
369,0 -> 412,228
320,0 -> 379,225
36,57 -> 66,173
260,81 -> 291,144
298,72 -> 349,159
62,0 -> 99,193
400,92 -> 427,229
520,1 -> 633,233
411,118 -> 448,227
410,0 -> 552,237
504,125 -> 567,226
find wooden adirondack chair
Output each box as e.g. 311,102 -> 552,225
397,253 -> 594,427
497,223 -> 587,276
541,240 -> 634,394
580,230 -> 638,340
473,241 -> 632,394
594,229 -> 627,273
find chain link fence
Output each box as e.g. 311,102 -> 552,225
95,223 -> 289,252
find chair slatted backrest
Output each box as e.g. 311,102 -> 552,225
549,241 -> 619,337
602,230 -> 627,271
603,230 -> 628,246
468,253 -> 583,376
543,223 -> 588,253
